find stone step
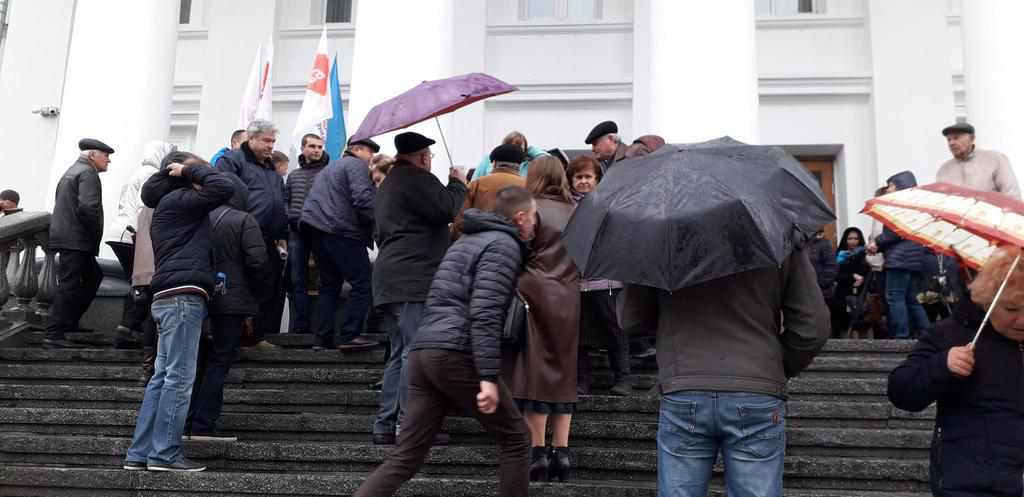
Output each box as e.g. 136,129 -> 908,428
0,434 -> 930,486
0,465 -> 934,497
0,384 -> 937,428
0,410 -> 934,454
0,346 -> 387,365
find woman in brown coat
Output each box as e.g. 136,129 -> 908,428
509,156 -> 580,482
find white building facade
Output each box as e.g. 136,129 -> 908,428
1,0 -> 1022,242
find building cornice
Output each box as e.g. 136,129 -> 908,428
755,15 -> 864,29
487,22 -> 632,36
278,25 -> 355,40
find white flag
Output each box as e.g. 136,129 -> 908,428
255,41 -> 273,121
238,45 -> 263,129
291,28 -> 333,150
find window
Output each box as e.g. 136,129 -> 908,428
325,0 -> 352,23
179,0 -> 192,24
523,0 -> 600,21
756,0 -> 824,16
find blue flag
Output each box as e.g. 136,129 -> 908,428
325,54 -> 346,159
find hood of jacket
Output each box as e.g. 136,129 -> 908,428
299,152 -> 331,170
461,208 -> 529,254
887,170 -> 918,191
141,141 -> 178,169
221,171 -> 250,211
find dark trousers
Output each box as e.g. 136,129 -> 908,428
120,288 -> 152,331
253,239 -> 286,341
44,250 -> 102,340
373,302 -> 425,435
354,349 -> 530,497
577,289 -> 630,385
287,226 -> 313,333
310,229 -> 372,343
186,314 -> 244,434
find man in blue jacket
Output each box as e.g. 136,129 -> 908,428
301,137 -> 380,350
868,170 -> 932,338
123,152 -> 234,472
217,120 -> 287,347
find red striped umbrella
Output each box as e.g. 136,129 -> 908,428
862,182 -> 1024,345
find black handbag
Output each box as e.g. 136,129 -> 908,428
502,291 -> 530,345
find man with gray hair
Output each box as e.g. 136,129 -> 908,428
217,120 -> 288,347
585,120 -> 627,171
44,138 -> 114,348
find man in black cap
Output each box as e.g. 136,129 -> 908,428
452,143 -> 526,239
43,138 -> 114,348
300,136 -> 381,350
370,131 -> 468,445
585,120 -> 627,170
937,122 -> 1019,198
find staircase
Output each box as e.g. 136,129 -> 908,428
0,328 -> 933,497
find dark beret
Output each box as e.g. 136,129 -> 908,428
394,132 -> 436,155
585,120 -> 618,145
78,138 -> 114,154
490,144 -> 525,165
942,122 -> 975,136
348,137 -> 381,153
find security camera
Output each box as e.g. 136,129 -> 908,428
32,106 -> 61,117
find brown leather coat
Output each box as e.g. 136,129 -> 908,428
509,196 -> 580,404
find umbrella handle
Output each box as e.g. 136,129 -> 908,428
971,252 -> 1021,348
434,117 -> 455,168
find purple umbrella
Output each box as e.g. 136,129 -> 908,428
350,73 -> 516,163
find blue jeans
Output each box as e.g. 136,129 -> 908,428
310,229 -> 372,343
373,302 -> 424,435
885,269 -> 931,338
288,227 -> 312,333
126,294 -> 206,465
658,391 -> 785,497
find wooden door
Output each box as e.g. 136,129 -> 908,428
800,158 -> 837,243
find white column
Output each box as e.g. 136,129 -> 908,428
348,0 -> 455,179
449,1 -> 488,169
48,0 -> 180,243
193,0 -> 277,158
632,0 -> 759,144
0,1 -> 76,212
867,0 -> 954,186
961,0 -> 1024,177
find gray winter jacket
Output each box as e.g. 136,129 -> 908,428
49,157 -> 103,255
411,209 -> 526,379
621,248 -> 830,398
300,153 -> 375,244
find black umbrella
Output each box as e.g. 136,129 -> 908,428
562,137 -> 835,290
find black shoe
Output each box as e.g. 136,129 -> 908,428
609,377 -> 633,397
115,326 -> 143,349
372,432 -> 396,445
529,446 -> 550,482
312,337 -> 335,351
632,347 -> 656,360
186,431 -> 238,442
548,446 -> 571,482
147,457 -> 207,472
42,338 -> 86,349
336,336 -> 379,350
122,460 -> 147,471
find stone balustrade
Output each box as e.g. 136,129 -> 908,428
0,212 -> 57,329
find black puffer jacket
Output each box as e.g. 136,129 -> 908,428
411,209 -> 527,379
809,236 -> 838,299
209,174 -> 267,315
876,171 -> 930,272
284,152 -> 329,227
142,165 -> 234,297
49,157 -> 103,255
888,301 -> 1024,496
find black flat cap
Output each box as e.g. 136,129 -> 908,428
490,144 -> 526,165
942,122 -> 975,136
585,120 -> 618,145
394,132 -> 435,155
348,137 -> 381,153
78,138 -> 114,154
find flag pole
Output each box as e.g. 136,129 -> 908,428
971,252 -> 1022,347
434,117 -> 454,167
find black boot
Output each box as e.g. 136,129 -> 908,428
140,346 -> 156,385
528,446 -> 549,482
548,446 -> 571,482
